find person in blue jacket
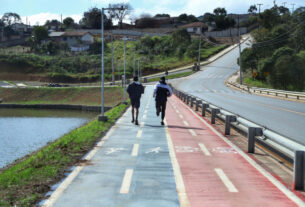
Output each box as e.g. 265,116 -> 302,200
127,76 -> 144,125
153,77 -> 172,125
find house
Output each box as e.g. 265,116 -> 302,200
49,31 -> 94,52
179,22 -> 208,35
45,21 -> 62,31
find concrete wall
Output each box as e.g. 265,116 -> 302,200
204,27 -> 247,37
0,104 -> 111,113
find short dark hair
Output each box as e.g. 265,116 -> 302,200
160,76 -> 166,82
133,76 -> 138,81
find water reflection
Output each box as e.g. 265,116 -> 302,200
0,108 -> 97,168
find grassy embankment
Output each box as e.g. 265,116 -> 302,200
0,42 -> 227,83
0,86 -> 124,106
148,71 -> 195,83
0,103 -> 129,207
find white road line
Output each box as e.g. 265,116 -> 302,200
41,107 -> 131,207
176,110 -> 180,114
179,98 -> 305,206
143,114 -> 147,119
140,122 -> 145,127
136,130 -> 142,138
199,143 -> 211,156
189,129 -> 197,136
215,168 -> 238,193
164,119 -> 190,207
179,114 -> 184,119
183,121 -> 189,126
120,169 -> 134,194
144,109 -> 148,114
131,144 -> 139,156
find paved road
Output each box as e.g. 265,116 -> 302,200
42,86 -> 304,207
171,40 -> 305,145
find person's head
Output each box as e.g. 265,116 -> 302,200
160,76 -> 166,83
133,76 -> 139,82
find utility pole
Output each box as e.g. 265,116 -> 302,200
257,3 -> 263,31
133,50 -> 135,76
99,6 -> 124,122
291,3 -> 295,13
123,36 -> 127,104
197,26 -> 202,70
111,36 -> 115,85
282,2 -> 287,7
273,0 -> 276,7
238,15 -> 242,85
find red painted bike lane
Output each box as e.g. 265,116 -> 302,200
165,95 -> 304,207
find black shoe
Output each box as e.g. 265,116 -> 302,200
135,120 -> 139,125
156,108 -> 160,116
131,119 -> 134,123
161,121 -> 164,125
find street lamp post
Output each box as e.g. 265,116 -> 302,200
198,26 -> 202,70
122,36 -> 128,104
98,6 -> 124,122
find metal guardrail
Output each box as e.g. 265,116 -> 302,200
228,82 -> 305,101
171,85 -> 305,190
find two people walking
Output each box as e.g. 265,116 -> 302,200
127,76 -> 172,126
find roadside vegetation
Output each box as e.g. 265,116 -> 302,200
0,29 -> 227,83
148,71 -> 195,83
240,6 -> 305,91
0,103 -> 128,207
0,87 -> 124,106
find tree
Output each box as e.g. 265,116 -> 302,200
33,26 -> 48,44
213,7 -> 227,16
248,5 -> 257,14
172,29 -> 191,46
108,3 -> 132,29
63,17 -> 74,28
259,8 -> 281,29
154,14 -> 170,18
178,13 -> 188,22
188,15 -> 198,22
80,7 -> 112,29
1,12 -> 21,26
202,13 -> 215,23
241,48 -> 258,75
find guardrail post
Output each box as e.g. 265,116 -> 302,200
183,94 -> 186,102
293,151 -> 305,190
211,108 -> 220,124
225,115 -> 237,135
195,100 -> 201,111
248,127 -> 263,153
191,98 -> 195,107
187,96 -> 190,105
201,103 -> 209,116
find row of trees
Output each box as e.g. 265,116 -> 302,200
240,6 -> 305,91
202,8 -> 235,30
0,12 -> 22,40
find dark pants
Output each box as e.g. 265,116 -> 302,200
156,101 -> 167,120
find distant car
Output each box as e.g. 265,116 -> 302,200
48,83 -> 62,87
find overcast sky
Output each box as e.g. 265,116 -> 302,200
1,0 -> 304,25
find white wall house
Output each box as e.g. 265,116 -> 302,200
179,22 -> 208,35
49,31 -> 94,52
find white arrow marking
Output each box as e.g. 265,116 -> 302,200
146,147 -> 161,154
105,148 -> 125,155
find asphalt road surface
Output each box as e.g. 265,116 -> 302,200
171,40 -> 305,145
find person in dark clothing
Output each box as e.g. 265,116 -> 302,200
153,77 -> 172,125
127,76 -> 144,125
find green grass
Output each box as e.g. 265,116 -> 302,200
0,103 -> 129,207
0,86 -> 124,106
148,71 -> 195,82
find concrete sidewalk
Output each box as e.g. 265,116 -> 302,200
41,85 -> 304,207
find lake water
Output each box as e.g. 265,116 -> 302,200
0,108 -> 97,168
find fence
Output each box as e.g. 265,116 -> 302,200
228,82 -> 305,101
171,85 -> 305,190
204,27 -> 247,38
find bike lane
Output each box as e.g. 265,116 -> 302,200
165,95 -> 304,207
44,86 -> 180,207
